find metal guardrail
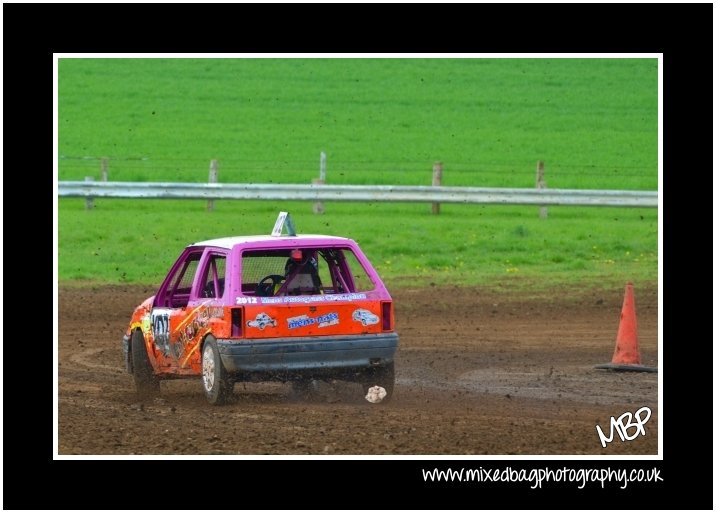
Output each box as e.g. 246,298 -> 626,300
58,181 -> 658,208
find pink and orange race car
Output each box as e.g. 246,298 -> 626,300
122,212 -> 398,405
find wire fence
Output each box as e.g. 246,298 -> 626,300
58,155 -> 658,190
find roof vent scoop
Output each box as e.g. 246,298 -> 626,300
271,211 -> 297,237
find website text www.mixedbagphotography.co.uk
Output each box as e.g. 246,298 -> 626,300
422,466 -> 662,489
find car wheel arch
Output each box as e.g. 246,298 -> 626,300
198,332 -> 215,356
198,332 -> 220,369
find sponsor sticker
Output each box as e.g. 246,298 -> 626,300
287,312 -> 339,329
352,308 -> 380,326
246,313 -> 278,330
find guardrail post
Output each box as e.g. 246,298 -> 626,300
536,160 -> 547,219
84,176 -> 94,210
207,159 -> 219,211
312,151 -> 326,214
432,161 -> 443,214
101,157 -> 109,182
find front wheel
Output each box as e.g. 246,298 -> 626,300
361,362 -> 395,403
201,336 -> 231,405
131,330 -> 160,398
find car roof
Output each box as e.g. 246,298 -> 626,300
190,234 -> 354,250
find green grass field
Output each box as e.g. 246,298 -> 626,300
58,57 -> 658,290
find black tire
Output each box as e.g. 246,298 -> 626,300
361,362 -> 395,403
201,336 -> 231,405
131,330 -> 160,398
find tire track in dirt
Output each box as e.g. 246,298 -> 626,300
68,347 -> 120,371
58,284 -> 659,455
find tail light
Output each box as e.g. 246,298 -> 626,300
231,307 -> 244,338
381,301 -> 393,331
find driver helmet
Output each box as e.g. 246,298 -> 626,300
284,254 -> 319,277
283,249 -> 318,278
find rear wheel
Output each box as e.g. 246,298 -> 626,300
131,330 -> 160,398
202,336 -> 231,405
361,362 -> 395,403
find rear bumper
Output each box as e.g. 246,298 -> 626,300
216,333 -> 398,379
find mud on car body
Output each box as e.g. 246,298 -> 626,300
122,213 -> 398,405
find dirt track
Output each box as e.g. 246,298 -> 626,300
58,284 -> 658,455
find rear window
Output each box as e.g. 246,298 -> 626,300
241,247 -> 375,297
342,249 -> 374,292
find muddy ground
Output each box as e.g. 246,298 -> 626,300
58,284 -> 658,456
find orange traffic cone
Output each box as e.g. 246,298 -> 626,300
595,282 -> 657,372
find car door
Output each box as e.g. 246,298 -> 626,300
150,248 -> 229,373
149,248 -> 205,370
172,251 -> 228,371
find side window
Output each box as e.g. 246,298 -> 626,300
173,258 -> 200,294
200,254 -> 227,298
154,251 -> 202,308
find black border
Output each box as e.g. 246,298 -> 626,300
4,3 -> 712,510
